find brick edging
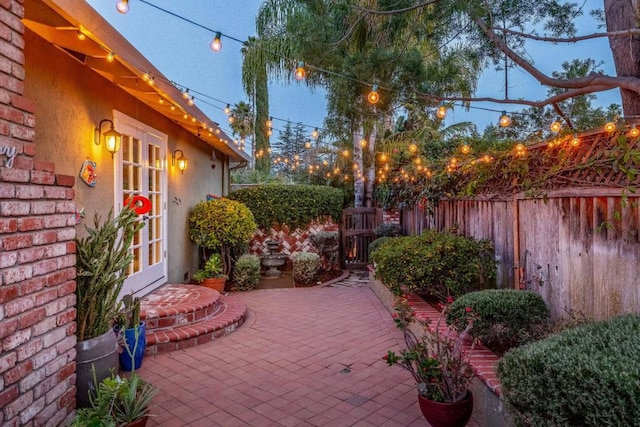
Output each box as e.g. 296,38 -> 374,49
403,292 -> 503,396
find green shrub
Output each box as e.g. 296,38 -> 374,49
291,252 -> 320,285
228,184 -> 343,230
232,254 -> 261,291
446,289 -> 550,354
188,198 -> 256,275
497,315 -> 640,427
370,230 -> 496,300
373,223 -> 401,238
368,236 -> 393,257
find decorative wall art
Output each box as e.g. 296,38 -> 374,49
79,160 -> 97,187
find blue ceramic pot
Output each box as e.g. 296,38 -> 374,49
117,322 -> 146,371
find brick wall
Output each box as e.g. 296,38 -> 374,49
0,2 -> 77,426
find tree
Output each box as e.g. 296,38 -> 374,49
352,0 -> 638,118
229,101 -> 254,153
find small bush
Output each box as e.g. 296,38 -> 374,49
446,289 -> 550,354
291,252 -> 320,285
370,230 -> 496,299
368,236 -> 393,257
232,254 -> 261,291
373,223 -> 401,238
497,315 -> 640,427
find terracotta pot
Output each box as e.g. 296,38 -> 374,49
125,416 -> 148,427
418,391 -> 473,427
200,277 -> 226,293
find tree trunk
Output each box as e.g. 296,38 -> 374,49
353,126 -> 364,207
254,65 -> 271,173
365,125 -> 377,207
605,0 -> 640,116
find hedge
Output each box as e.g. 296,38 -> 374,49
446,289 -> 550,354
370,230 -> 496,299
497,315 -> 640,426
228,185 -> 343,230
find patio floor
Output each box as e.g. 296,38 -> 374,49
135,277 -> 480,426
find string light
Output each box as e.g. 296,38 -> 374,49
147,75 -> 155,86
499,111 -> 511,127
294,61 -> 306,81
342,149 -> 350,157
359,139 -> 367,148
629,124 -> 640,138
311,128 -> 319,139
224,104 -> 231,115
210,32 -> 222,52
380,153 -> 388,162
106,52 -> 115,62
367,85 -> 380,104
604,121 -> 616,133
436,105 -> 447,119
187,96 -> 195,106
228,115 -> 235,124
461,144 -> 470,154
116,0 -> 129,14
570,134 -> 580,146
77,31 -> 86,41
266,117 -> 273,128
515,143 -> 527,156
304,141 -> 312,149
550,121 -> 562,133
408,143 -> 418,153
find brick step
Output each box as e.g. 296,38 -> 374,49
140,284 -> 222,331
139,284 -> 247,355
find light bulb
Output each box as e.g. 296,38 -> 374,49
266,117 -> 273,128
499,112 -> 511,127
311,128 -> 319,139
367,85 -> 380,104
342,149 -> 350,157
359,139 -> 367,148
294,62 -> 306,80
604,121 -> 616,133
191,117 -> 196,123
210,32 -> 222,52
380,153 -> 388,162
183,113 -> 188,119
182,90 -> 189,100
142,73 -> 150,82
436,105 -> 447,119
187,97 -> 194,106
77,31 -> 86,41
304,141 -> 311,149
147,76 -> 155,86
267,129 -> 273,136
630,125 -> 640,138
116,0 -> 129,14
224,104 -> 231,115
106,52 -> 115,62
228,115 -> 235,124
550,121 -> 562,133
461,144 -> 470,154
408,143 -> 418,153
515,143 -> 526,155
571,134 -> 580,146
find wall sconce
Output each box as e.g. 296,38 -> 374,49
172,149 -> 188,174
94,119 -> 121,158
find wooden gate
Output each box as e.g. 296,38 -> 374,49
341,207 -> 381,269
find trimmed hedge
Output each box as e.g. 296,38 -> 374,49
232,254 -> 261,291
446,289 -> 550,354
497,315 -> 640,427
291,252 -> 320,285
368,236 -> 393,257
370,230 -> 496,299
228,185 -> 343,230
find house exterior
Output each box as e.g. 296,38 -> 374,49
1,0 -> 249,424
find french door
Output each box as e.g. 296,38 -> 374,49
113,111 -> 168,297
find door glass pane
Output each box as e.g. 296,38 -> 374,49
122,165 -> 131,190
133,166 -> 141,191
122,136 -> 131,161
133,138 -> 140,164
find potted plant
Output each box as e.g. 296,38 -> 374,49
73,371 -> 158,427
193,253 -> 228,292
384,297 -> 477,427
188,198 -> 257,276
75,206 -> 145,408
114,294 -> 146,372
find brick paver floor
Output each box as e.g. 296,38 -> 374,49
136,285 -> 479,426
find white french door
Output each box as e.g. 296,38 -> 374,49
113,111 -> 168,298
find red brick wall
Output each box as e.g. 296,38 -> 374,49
0,2 -> 77,426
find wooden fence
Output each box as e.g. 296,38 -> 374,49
402,188 -> 640,320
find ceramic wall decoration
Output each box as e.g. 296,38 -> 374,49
79,160 -> 97,187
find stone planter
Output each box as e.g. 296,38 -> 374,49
75,329 -> 119,408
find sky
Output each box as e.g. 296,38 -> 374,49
86,0 -> 621,145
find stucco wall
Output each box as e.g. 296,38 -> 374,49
23,29 -> 227,284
